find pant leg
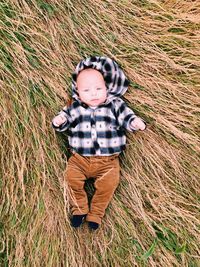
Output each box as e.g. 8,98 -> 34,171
65,154 -> 89,215
86,156 -> 120,224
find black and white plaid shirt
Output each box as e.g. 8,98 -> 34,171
52,56 -> 145,156
52,98 -> 138,156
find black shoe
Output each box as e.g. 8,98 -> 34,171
71,214 -> 87,228
88,221 -> 99,230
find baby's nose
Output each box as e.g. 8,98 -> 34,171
91,90 -> 97,96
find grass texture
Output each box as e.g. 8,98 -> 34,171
0,0 -> 200,266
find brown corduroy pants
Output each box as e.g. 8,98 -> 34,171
65,152 -> 120,224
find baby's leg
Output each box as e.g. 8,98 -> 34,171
65,154 -> 89,215
86,156 -> 120,225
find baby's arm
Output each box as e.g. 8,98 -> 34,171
52,106 -> 71,132
114,99 -> 146,132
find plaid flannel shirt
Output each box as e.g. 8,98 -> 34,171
52,98 -> 138,156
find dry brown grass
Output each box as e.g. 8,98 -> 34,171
0,0 -> 200,266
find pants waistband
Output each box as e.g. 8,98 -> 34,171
72,152 -> 119,161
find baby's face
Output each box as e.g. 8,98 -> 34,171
77,69 -> 107,107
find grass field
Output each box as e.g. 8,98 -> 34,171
0,0 -> 200,266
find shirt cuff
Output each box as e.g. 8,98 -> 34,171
128,117 -> 138,131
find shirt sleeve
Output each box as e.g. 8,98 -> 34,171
52,105 -> 72,132
114,99 -> 146,132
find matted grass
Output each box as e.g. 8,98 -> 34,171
0,0 -> 200,266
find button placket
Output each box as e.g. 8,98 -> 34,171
91,110 -> 97,140
91,129 -> 97,140
90,109 -> 101,155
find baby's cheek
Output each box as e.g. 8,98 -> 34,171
79,93 -> 87,102
103,91 -> 107,101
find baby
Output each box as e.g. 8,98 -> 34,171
52,56 -> 146,230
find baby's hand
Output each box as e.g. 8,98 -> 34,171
52,114 -> 67,127
131,117 -> 146,131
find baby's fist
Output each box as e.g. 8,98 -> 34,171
131,117 -> 146,131
52,114 -> 67,127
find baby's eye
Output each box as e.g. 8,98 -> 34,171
97,88 -> 102,90
83,89 -> 89,92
